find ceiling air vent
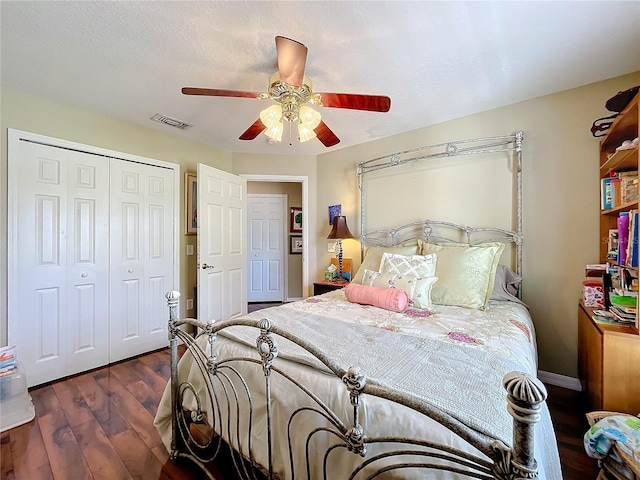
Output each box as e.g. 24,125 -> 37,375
150,113 -> 192,130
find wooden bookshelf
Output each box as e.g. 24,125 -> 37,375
598,93 -> 639,263
581,90 -> 640,415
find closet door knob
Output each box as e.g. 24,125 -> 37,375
81,273 -> 88,278
128,268 -> 133,273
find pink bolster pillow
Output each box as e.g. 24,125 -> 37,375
344,283 -> 409,313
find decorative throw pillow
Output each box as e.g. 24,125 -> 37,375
352,244 -> 419,284
362,269 -> 438,310
418,240 -> 505,309
344,283 -> 409,313
379,252 -> 437,278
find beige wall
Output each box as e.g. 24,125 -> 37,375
315,72 -> 640,378
246,181 -> 303,298
0,86 -> 232,346
3,72 -> 640,379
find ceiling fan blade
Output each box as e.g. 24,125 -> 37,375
317,93 -> 391,112
314,121 -> 340,147
239,118 -> 266,140
182,87 -> 262,99
275,36 -> 308,88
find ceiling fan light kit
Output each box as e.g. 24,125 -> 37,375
182,36 -> 391,147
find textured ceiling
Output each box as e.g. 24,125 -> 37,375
2,1 -> 639,157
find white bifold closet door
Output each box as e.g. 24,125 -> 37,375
109,159 -> 175,362
9,131 -> 177,387
11,140 -> 110,387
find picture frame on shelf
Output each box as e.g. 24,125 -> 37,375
185,172 -> 198,235
290,207 -> 302,233
290,235 -> 303,254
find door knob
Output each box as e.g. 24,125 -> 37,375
81,273 -> 88,278
128,268 -> 133,273
202,263 -> 214,270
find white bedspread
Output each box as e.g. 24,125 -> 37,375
154,291 -> 562,479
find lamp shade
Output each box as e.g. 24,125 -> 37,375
327,216 -> 354,240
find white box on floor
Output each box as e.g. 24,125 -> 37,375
0,362 -> 35,432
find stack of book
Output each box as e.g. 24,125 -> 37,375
609,294 -> 637,324
601,170 -> 639,210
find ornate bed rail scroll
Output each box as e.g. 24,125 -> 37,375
164,291 -> 546,480
357,132 -> 524,276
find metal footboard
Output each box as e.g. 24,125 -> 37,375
165,291 -> 546,479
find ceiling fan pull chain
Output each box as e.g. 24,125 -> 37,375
289,120 -> 293,146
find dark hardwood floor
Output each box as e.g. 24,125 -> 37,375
1,314 -> 600,479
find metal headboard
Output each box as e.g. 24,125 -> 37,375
356,132 -> 524,276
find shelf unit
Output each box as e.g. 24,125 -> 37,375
579,90 -> 640,413
599,95 -> 640,263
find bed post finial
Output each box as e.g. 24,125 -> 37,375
166,291 -> 181,339
495,371 -> 546,479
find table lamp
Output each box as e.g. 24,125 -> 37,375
327,215 -> 354,283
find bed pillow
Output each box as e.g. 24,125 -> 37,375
344,283 -> 409,313
379,252 -> 437,278
490,265 -> 528,308
361,269 -> 438,310
418,240 -> 504,309
352,244 -> 420,284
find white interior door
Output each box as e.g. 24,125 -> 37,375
9,138 -> 109,386
197,164 -> 247,322
109,159 -> 175,362
247,195 -> 285,302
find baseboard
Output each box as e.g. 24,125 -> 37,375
286,297 -> 303,303
537,370 -> 582,391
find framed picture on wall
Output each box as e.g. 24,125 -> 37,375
290,207 -> 302,233
328,204 -> 341,226
185,173 -> 198,235
290,235 -> 303,254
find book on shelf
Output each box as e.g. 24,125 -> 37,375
601,171 -> 639,209
607,229 -> 619,261
633,210 -> 639,267
627,210 -> 639,268
601,177 -> 613,209
619,170 -> 639,203
611,177 -> 622,207
618,212 -> 630,265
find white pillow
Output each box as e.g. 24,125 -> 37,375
352,245 -> 419,284
379,252 -> 437,278
362,269 -> 438,310
419,240 -> 504,310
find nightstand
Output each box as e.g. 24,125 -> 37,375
313,281 -> 348,296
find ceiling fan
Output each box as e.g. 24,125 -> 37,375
182,36 -> 391,148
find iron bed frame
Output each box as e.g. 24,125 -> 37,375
160,131 -> 550,479
164,289 -> 547,480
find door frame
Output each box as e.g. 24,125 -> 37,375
7,128 -> 181,349
240,175 -> 308,300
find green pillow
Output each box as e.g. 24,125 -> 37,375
419,240 -> 504,309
